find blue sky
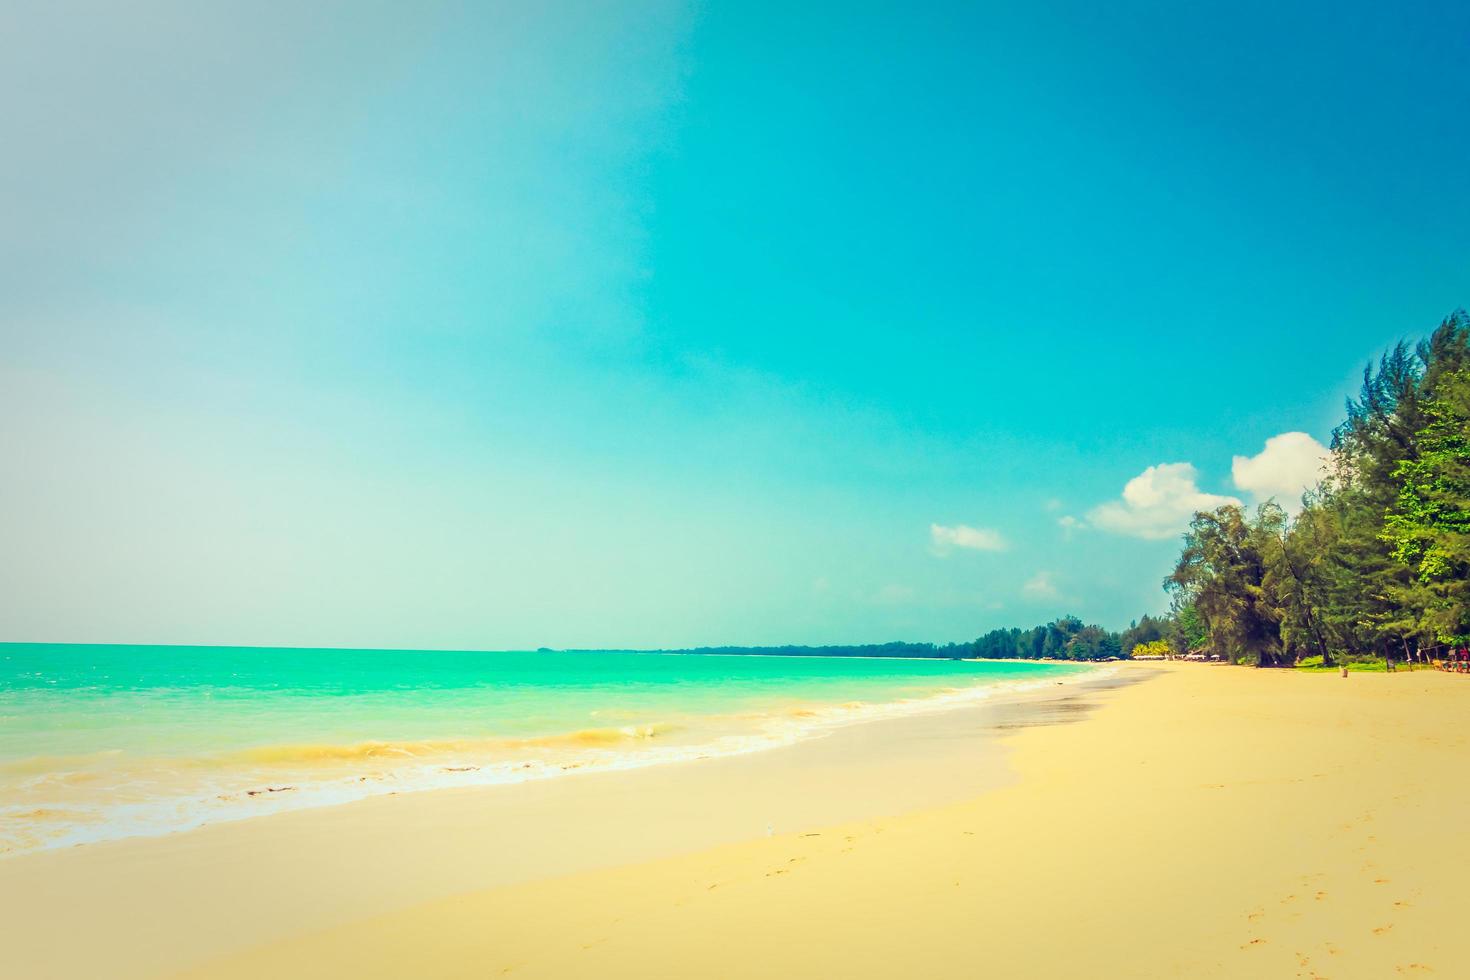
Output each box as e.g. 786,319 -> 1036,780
4,1 -> 1467,648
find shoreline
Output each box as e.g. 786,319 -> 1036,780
200,663 -> 1468,979
9,663 -> 1464,978
0,659 -> 1098,859
0,666 -> 1127,979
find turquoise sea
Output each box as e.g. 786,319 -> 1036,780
0,644 -> 1090,855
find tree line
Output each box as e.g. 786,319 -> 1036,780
654,616 -> 1134,663
612,315 -> 1468,670
1163,311 -> 1470,667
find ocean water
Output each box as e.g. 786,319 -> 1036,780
0,644 -> 1091,855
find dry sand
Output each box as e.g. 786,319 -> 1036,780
6,662 -> 1468,978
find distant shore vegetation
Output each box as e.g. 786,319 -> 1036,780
608,615 -> 1142,664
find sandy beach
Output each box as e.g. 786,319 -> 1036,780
5,662 -> 1467,979
10,5 -> 1466,977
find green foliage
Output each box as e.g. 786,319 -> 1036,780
1132,639 -> 1171,658
1120,615 -> 1168,656
686,620 -> 1128,663
1295,657 -> 1391,673
971,617 -> 1124,661
1166,503 -> 1290,665
671,642 -> 967,660
1382,368 -> 1470,643
1164,311 -> 1470,665
1166,600 -> 1209,655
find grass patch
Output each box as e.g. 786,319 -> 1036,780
1295,656 -> 1392,673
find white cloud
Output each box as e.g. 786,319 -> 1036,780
1023,571 -> 1059,599
1231,432 -> 1331,512
1088,463 -> 1241,540
1057,514 -> 1086,539
929,523 -> 1008,554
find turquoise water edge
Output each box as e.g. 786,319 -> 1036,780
0,644 -> 1091,855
